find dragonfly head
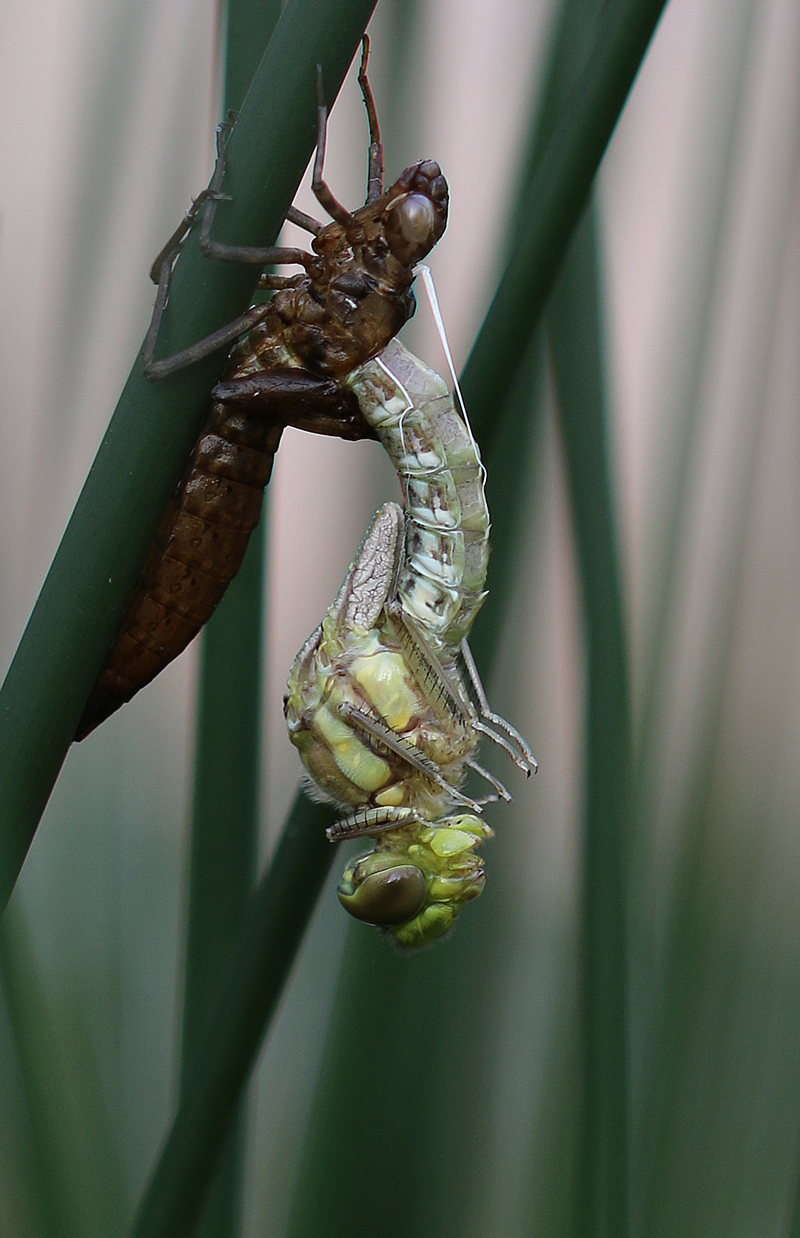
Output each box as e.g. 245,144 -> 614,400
307,161 -> 448,373
326,159 -> 447,276
336,815 -> 491,948
381,160 -> 449,267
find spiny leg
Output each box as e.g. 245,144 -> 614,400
336,700 -> 483,814
460,639 -> 538,774
385,601 -> 535,776
384,601 -> 473,728
313,65 -> 353,224
144,119 -> 312,381
473,721 -> 533,777
357,35 -> 384,203
465,757 -> 511,804
326,806 -> 421,842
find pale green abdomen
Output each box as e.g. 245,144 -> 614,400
348,338 -> 490,646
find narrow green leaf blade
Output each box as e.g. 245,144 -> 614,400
131,792 -> 336,1238
462,0 -> 669,441
549,205 -> 631,1238
179,5 -> 281,1236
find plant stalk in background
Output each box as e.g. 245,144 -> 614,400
180,4 -> 281,1237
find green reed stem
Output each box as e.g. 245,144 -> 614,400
179,7 -> 281,1238
131,792 -> 336,1238
462,0 -> 669,439
182,531 -> 265,1238
0,0 -> 377,911
0,911 -> 82,1238
0,904 -> 129,1238
550,205 -> 631,1238
182,533 -> 265,1237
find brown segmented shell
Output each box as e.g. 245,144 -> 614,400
75,157 -> 448,740
74,394 -> 283,740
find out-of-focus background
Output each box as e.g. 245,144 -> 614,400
1,0 -> 800,1234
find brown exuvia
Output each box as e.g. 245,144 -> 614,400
75,40 -> 448,740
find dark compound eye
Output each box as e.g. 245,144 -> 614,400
386,194 -> 438,265
395,194 -> 436,244
338,863 -> 427,926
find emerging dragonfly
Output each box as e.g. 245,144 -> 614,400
285,339 -> 536,948
76,38 -> 447,739
283,112 -> 536,950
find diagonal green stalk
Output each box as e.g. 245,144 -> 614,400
524,3 -> 631,1234
461,0 -> 669,439
131,792 -> 336,1238
0,906 -> 128,1238
549,205 -> 631,1238
0,910 -> 83,1238
181,539 -> 265,1238
125,1 -> 669,1232
181,538 -> 265,1238
0,0 -> 378,911
179,7 -> 281,1238
472,0 -> 605,676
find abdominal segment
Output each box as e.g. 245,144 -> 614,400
285,616 -> 476,817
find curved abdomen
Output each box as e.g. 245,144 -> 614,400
347,337 -> 490,648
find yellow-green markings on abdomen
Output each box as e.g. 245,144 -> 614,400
314,704 -> 390,793
350,646 -> 419,732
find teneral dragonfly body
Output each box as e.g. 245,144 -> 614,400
285,337 -> 535,948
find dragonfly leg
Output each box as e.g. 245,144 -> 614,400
460,639 -> 538,775
357,36 -> 384,203
384,601 -> 474,728
465,757 -> 511,804
210,368 -> 376,442
384,602 -> 536,777
312,66 -> 353,225
144,120 -> 312,381
143,292 -> 273,381
147,116 -> 236,284
337,700 -> 483,814
197,119 -> 311,268
326,806 -> 421,842
285,205 -> 322,236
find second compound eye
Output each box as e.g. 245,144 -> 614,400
338,863 -> 427,926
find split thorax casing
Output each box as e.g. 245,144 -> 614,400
229,160 -> 449,383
